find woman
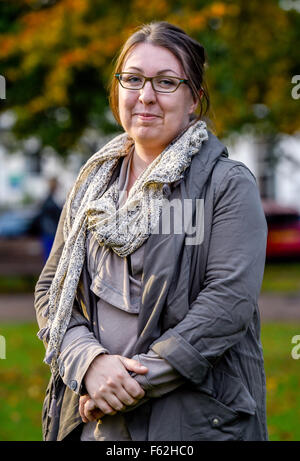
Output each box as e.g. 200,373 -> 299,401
35,21 -> 268,441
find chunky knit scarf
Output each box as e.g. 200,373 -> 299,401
38,120 -> 208,374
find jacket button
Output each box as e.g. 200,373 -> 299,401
212,417 -> 220,426
69,380 -> 77,391
162,183 -> 171,197
59,364 -> 65,377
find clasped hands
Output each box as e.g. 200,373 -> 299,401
79,354 -> 148,423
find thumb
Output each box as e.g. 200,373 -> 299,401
119,356 -> 148,374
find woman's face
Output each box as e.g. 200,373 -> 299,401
118,43 -> 197,154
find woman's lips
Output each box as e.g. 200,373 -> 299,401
135,113 -> 160,120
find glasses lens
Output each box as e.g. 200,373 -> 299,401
119,73 -> 144,89
153,76 -> 179,92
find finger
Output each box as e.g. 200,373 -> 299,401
123,378 -> 146,400
97,373 -> 145,401
91,397 -> 118,417
119,357 -> 148,375
84,399 -> 99,422
111,387 -> 140,407
85,407 -> 105,423
79,395 -> 92,423
90,408 -> 104,421
99,392 -> 127,412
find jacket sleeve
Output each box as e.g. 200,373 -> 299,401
150,164 -> 268,387
34,197 -> 108,395
130,350 -> 185,398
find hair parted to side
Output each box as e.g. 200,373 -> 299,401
108,21 -> 210,126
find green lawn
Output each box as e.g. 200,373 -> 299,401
0,323 -> 50,441
262,262 -> 300,294
0,322 -> 300,441
260,323 -> 300,441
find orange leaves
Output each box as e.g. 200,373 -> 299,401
64,0 -> 88,13
132,0 -> 169,18
59,48 -> 88,68
178,1 -> 237,34
0,36 -> 16,59
0,0 -> 299,142
25,61 -> 72,115
186,13 -> 207,31
209,2 -> 227,18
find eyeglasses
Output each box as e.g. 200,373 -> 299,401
115,72 -> 189,93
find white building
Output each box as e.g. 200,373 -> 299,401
0,108 -> 300,212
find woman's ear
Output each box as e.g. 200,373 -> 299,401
189,88 -> 203,114
189,95 -> 199,114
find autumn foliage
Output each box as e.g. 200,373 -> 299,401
0,0 -> 299,155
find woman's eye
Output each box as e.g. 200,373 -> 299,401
157,78 -> 176,88
126,75 -> 142,83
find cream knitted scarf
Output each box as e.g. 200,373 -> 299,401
38,120 -> 208,373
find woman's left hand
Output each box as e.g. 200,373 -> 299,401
79,394 -> 107,423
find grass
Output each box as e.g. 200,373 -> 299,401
261,261 -> 300,294
0,322 -> 300,441
0,323 -> 50,441
260,322 -> 300,441
0,276 -> 38,294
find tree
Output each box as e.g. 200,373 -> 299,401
0,0 -> 299,157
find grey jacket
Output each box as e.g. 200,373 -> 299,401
34,131 -> 268,441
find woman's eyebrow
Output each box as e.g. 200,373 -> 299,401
125,66 -> 180,76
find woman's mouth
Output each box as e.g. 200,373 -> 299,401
135,113 -> 160,120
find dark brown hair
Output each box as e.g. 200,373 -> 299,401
108,21 -> 210,125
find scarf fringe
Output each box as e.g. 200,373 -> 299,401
44,348 -> 56,365
37,326 -> 50,342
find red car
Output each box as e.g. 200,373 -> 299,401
262,199 -> 300,259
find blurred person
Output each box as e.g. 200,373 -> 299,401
35,177 -> 62,262
34,22 -> 268,441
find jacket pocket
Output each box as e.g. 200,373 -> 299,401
211,369 -> 257,416
180,372 -> 257,441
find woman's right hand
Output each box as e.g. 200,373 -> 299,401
79,394 -> 104,423
83,354 -> 148,416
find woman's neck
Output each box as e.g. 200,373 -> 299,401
132,142 -> 165,171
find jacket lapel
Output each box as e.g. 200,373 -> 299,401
133,132 -> 228,354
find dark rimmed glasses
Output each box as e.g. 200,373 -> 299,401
115,72 -> 189,93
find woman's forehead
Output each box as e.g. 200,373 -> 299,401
122,42 -> 184,76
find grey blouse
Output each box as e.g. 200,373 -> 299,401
57,149 -> 184,441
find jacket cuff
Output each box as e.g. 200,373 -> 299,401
150,328 -> 212,387
130,351 -> 184,398
57,335 -> 109,395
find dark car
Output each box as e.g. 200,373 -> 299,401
262,199 -> 300,260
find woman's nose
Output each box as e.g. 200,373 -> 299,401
138,81 -> 157,104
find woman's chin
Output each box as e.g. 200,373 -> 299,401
132,127 -> 165,146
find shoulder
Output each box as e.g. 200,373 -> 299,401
212,156 -> 257,189
205,135 -> 260,202
199,130 -> 257,187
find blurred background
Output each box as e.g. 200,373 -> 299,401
0,0 -> 300,441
